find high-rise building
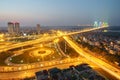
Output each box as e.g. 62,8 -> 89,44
8,22 -> 20,36
14,22 -> 20,35
99,22 -> 102,27
94,21 -> 98,27
8,22 -> 14,36
36,24 -> 40,34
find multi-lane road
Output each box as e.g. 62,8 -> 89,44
0,35 -> 57,53
0,57 -> 95,79
63,35 -> 120,80
0,26 -> 108,53
1,26 -> 119,79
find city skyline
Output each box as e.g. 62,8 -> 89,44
0,0 -> 120,79
0,0 -> 120,26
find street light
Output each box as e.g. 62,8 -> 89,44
37,59 -> 40,61
21,60 -> 23,63
7,63 -> 10,66
18,67 -> 22,70
40,64 -> 43,67
40,44 -> 43,47
9,58 -> 12,61
53,39 -> 59,43
52,56 -> 55,59
60,61 -> 63,64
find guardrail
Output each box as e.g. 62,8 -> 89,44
0,57 -> 80,72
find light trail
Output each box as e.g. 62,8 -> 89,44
68,26 -> 107,35
0,26 -> 112,79
63,36 -> 120,80
0,26 -> 107,53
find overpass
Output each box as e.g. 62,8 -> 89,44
0,35 -> 57,53
0,26 -> 108,53
2,26 -> 120,79
62,32 -> 120,80
0,57 -> 86,79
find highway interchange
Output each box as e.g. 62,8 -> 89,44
0,26 -> 120,79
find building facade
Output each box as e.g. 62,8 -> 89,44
8,22 -> 20,36
14,22 -> 20,35
8,22 -> 14,36
36,24 -> 40,34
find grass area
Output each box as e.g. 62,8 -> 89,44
11,47 -> 61,64
0,51 -> 13,66
0,42 -> 61,65
58,38 -> 79,58
9,38 -> 33,42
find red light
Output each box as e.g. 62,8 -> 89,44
15,22 -> 19,24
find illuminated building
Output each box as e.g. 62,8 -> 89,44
14,22 -> 20,35
102,22 -> 109,27
36,24 -> 40,34
8,22 -> 20,36
99,22 -> 102,27
0,34 -> 4,41
94,21 -> 98,27
94,21 -> 109,27
8,22 -> 14,36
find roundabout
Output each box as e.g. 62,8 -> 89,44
5,47 -> 59,65
0,38 -> 69,79
29,48 -> 54,58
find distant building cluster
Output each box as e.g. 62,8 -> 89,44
36,63 -> 106,80
77,31 -> 120,55
93,21 -> 109,28
7,22 -> 41,36
36,24 -> 41,34
8,22 -> 20,36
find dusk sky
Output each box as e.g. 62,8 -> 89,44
0,0 -> 120,26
